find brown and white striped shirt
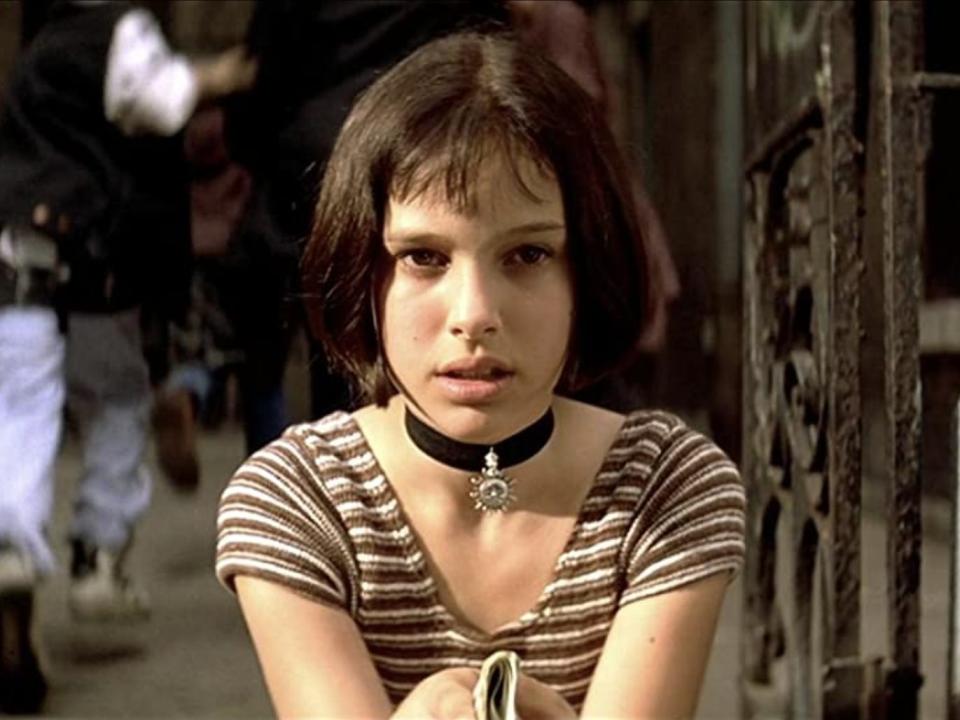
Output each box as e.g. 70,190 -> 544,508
216,409 -> 745,710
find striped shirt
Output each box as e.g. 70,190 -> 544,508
216,409 -> 745,710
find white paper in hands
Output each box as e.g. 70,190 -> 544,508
473,650 -> 521,720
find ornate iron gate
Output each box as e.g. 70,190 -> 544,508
741,1 -> 925,717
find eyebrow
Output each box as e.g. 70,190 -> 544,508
384,221 -> 566,244
383,232 -> 446,246
500,221 -> 566,237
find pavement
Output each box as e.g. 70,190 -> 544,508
32,428 -> 271,719
21,424 -> 953,719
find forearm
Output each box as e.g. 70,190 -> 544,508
236,576 -> 394,719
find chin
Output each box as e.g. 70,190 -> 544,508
426,399 -> 547,445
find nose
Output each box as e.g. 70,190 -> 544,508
447,262 -> 501,340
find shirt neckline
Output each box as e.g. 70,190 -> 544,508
340,409 -> 643,644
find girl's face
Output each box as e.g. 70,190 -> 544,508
380,154 -> 573,443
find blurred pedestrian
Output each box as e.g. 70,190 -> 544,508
151,105 -> 251,492
0,0 -> 255,712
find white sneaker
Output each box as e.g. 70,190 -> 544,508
68,544 -> 150,623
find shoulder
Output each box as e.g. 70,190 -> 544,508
639,412 -> 741,490
616,409 -> 738,480
553,396 -> 625,454
555,397 -> 688,452
223,410 -> 376,503
614,411 -> 746,602
284,409 -> 373,463
216,411 -> 368,611
607,408 -> 744,543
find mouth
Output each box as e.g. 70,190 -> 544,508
436,357 -> 514,380
440,368 -> 513,381
434,359 -> 515,402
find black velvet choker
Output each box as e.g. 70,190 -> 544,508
404,407 -> 555,513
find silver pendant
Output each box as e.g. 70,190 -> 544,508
469,449 -> 516,513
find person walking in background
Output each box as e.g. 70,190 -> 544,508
0,1 -> 255,712
150,105 -> 252,493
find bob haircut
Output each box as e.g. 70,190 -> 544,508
302,31 -> 651,406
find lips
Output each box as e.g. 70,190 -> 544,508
435,357 -> 514,402
437,357 -> 514,379
442,368 -> 511,380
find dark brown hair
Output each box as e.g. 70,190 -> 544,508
302,31 -> 650,405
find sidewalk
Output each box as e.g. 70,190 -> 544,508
34,428 -> 271,718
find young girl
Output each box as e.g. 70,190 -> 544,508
216,31 -> 745,719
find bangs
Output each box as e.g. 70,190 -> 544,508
386,109 -> 556,213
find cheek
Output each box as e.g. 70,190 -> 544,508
524,277 -> 574,351
380,282 -> 436,358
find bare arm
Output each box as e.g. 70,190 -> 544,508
236,576 -> 393,718
237,576 -> 485,720
580,572 -> 731,719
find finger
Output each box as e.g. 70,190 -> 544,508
443,667 -> 481,691
435,683 -> 477,720
515,674 -> 577,720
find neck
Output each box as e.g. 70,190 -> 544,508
401,401 -> 556,514
404,406 -> 555,472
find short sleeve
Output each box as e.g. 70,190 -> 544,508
215,429 -> 359,613
619,421 -> 745,607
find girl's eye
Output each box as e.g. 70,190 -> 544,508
505,245 -> 552,267
397,249 -> 447,269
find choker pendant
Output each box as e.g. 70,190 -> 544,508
403,406 -> 555,515
469,449 -> 517,513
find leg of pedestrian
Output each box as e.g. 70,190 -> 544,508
64,310 -> 152,624
0,301 -> 65,713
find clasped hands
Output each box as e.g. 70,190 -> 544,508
392,667 -> 576,720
